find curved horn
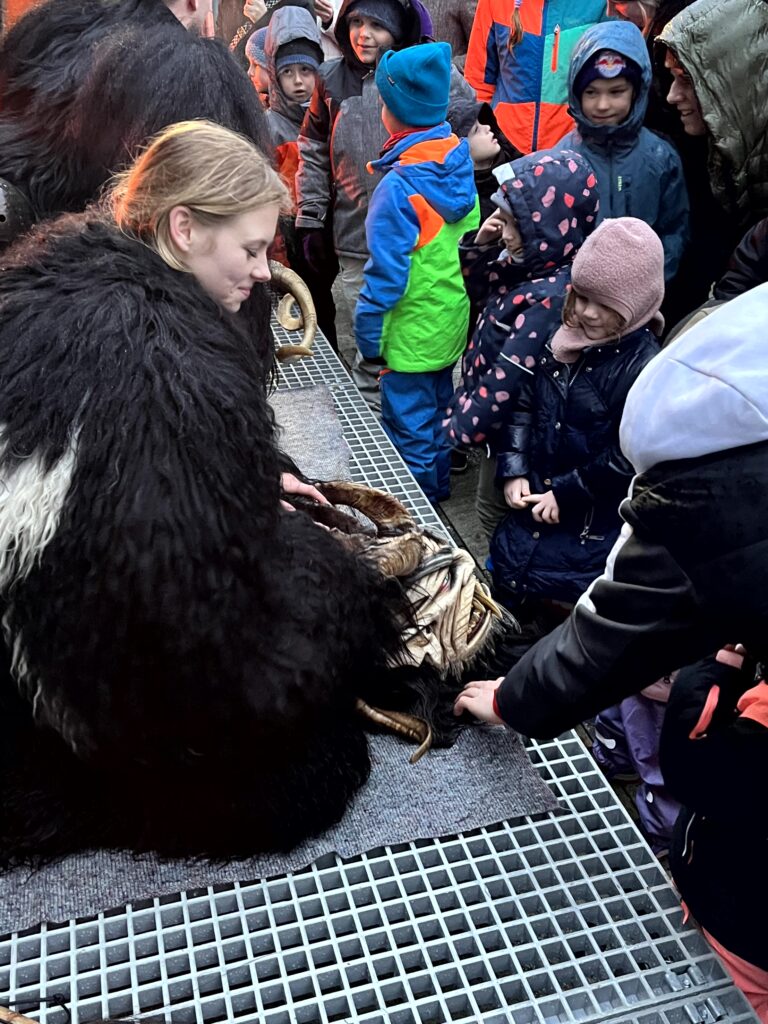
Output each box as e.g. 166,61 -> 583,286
269,261 -> 317,361
1,1009 -> 39,1024
315,480 -> 416,536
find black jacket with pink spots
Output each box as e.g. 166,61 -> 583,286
444,149 -> 599,454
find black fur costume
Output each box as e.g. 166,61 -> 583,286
0,0 -> 276,379
0,0 -> 271,218
0,215 -> 424,862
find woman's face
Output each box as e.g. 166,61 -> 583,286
664,52 -> 706,136
606,1 -> 656,35
172,205 -> 279,312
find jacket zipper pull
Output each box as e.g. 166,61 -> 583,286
617,175 -> 623,193
551,24 -> 561,72
579,508 -> 595,545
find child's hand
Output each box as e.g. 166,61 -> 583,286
453,678 -> 505,724
315,0 -> 335,24
523,490 -> 560,524
475,210 -> 506,247
503,477 -> 531,508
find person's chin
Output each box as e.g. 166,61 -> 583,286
680,113 -> 707,136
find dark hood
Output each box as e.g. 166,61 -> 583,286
492,149 -> 600,277
568,20 -> 651,145
334,0 -> 422,74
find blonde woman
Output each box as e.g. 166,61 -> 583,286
0,120 -> 409,863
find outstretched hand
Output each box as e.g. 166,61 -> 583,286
315,0 -> 335,25
280,472 -> 331,512
453,678 -> 505,725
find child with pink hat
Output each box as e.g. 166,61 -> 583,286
490,216 -> 664,613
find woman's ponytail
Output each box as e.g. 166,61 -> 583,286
508,0 -> 523,50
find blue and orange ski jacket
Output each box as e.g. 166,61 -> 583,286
355,122 -> 479,372
465,0 -> 610,154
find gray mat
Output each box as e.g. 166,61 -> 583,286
270,384 -> 351,481
0,727 -> 558,935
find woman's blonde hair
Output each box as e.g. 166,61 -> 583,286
110,120 -> 291,270
562,286 -> 627,336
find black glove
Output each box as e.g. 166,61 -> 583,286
301,227 -> 328,276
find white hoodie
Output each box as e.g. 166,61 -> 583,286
620,282 -> 768,474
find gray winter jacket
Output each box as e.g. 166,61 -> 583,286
295,0 -> 476,259
264,6 -> 324,150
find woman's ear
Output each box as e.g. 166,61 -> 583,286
168,206 -> 195,254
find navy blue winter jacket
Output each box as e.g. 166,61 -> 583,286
553,21 -> 688,282
490,325 -> 659,606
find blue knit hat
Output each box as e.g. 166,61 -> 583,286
275,39 -> 323,73
245,27 -> 268,66
375,41 -> 451,128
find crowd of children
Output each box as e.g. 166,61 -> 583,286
236,0 -> 767,1010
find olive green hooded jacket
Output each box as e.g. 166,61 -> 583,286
658,0 -> 768,230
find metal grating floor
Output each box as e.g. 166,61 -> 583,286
0,327 -> 757,1024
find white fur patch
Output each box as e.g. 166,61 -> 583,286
0,429 -> 78,588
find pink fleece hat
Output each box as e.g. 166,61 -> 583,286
551,217 -> 665,363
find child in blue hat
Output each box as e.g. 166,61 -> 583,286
245,27 -> 270,107
354,41 -> 479,502
553,20 -> 689,283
